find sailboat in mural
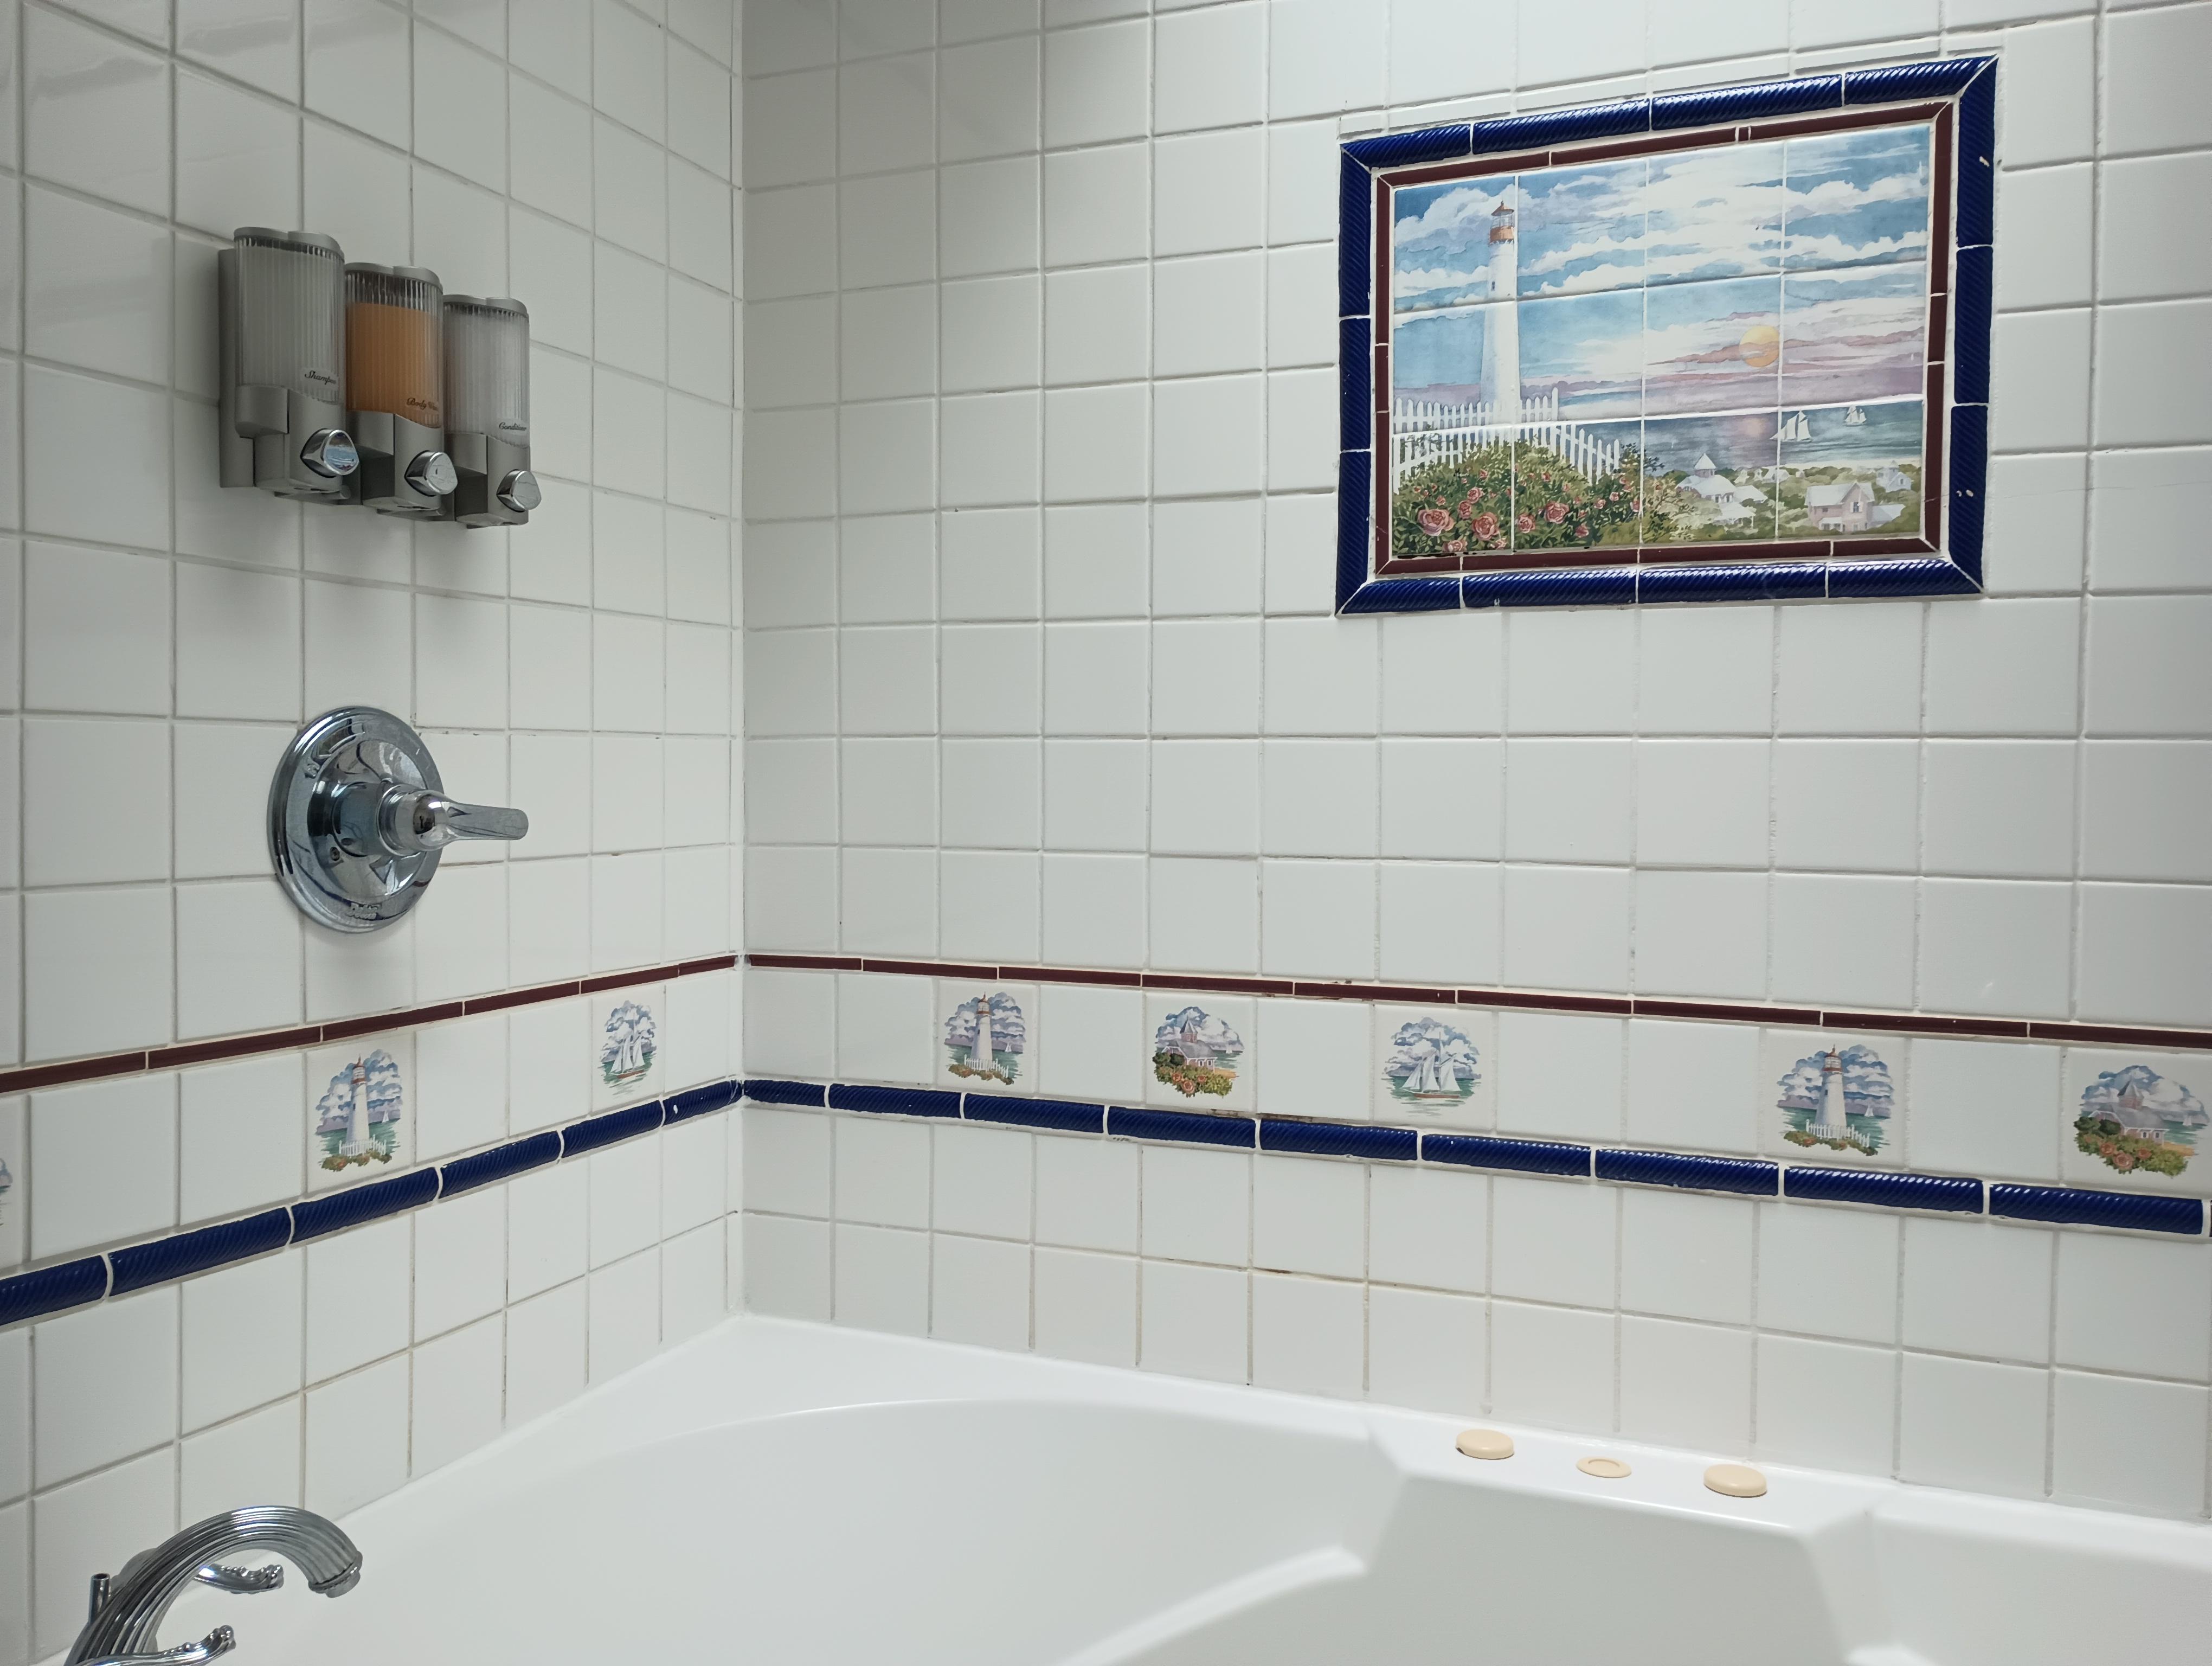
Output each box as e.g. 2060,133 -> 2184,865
1842,404 -> 1867,426
1778,410 -> 1812,442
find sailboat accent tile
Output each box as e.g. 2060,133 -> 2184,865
1371,1004 -> 1493,1130
1144,994 -> 1255,1113
938,982 -> 1037,1095
306,1032 -> 414,1191
2061,1048 -> 2212,1197
592,986 -> 665,1109
0,1095 -> 20,1270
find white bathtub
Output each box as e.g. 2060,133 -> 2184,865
161,1317 -> 2210,1665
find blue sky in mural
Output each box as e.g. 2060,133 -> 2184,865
1391,171 -> 1515,313
1780,126 -> 1934,270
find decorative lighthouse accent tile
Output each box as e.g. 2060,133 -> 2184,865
592,989 -> 663,1108
1144,995 -> 1255,1112
306,1033 -> 413,1190
1760,1029 -> 1901,1166
938,983 -> 1037,1094
2062,1050 -> 2211,1195
1371,1005 -> 1492,1129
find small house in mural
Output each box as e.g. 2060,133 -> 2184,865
600,1001 -> 658,1091
1383,1018 -> 1480,1105
314,1049 -> 403,1170
2077,1066 -> 2206,1177
945,992 -> 1026,1085
1778,1044 -> 1894,1156
1805,479 -> 1876,532
1154,1007 -> 1244,1099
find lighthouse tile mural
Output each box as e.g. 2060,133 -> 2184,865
1371,1005 -> 1491,1130
1386,118 -> 1935,562
940,983 -> 1036,1094
2063,1049 -> 2212,1195
306,1033 -> 413,1191
1144,994 -> 1255,1112
1760,1028 -> 1902,1166
592,988 -> 663,1108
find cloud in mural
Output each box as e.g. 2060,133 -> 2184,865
1385,1018 -> 1479,1094
946,993 -> 1026,1055
2081,1066 -> 2208,1129
314,1049 -> 402,1130
1155,1007 -> 1243,1061
1776,1044 -> 1894,1116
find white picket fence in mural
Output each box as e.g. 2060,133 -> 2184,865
1391,388 -> 1626,487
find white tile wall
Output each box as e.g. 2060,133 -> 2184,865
736,0 -> 2212,1530
0,4 -> 744,1659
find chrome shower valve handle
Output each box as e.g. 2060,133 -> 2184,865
270,706 -> 530,932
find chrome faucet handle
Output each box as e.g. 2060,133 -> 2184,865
79,1625 -> 236,1666
376,787 -> 528,854
193,1563 -> 284,1594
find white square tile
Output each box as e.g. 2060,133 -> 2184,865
411,1314 -> 506,1477
834,1221 -> 929,1334
1489,1299 -> 1612,1433
1767,879 -> 1915,1011
1619,1189 -> 1753,1326
1153,741 -> 1258,855
1897,1351 -> 2047,1499
1909,1037 -> 2059,1183
1155,2 -> 1264,132
180,1397 -> 301,1523
1366,1284 -> 1483,1415
25,8 -> 170,215
1139,1259 -> 1246,1383
1043,18 -> 1149,147
1259,858 -> 1374,980
1753,1335 -> 1895,1475
30,1075 -> 176,1260
1368,1164 -> 1484,1293
1141,1142 -> 1250,1267
1156,126 -> 1265,258
1756,1202 -> 1899,1344
1495,1011 -> 1622,1144
1499,864 -> 1630,995
2050,1370 -> 2208,1517
835,1114 -> 931,1229
304,1216 -> 411,1383
1035,1133 -> 1139,1252
931,1233 -> 1031,1350
1378,862 -> 1501,986
181,1251 -> 303,1432
1625,1020 -> 1760,1156
1251,1271 -> 1362,1398
743,1213 -> 833,1319
1619,1316 -> 1752,1452
2054,1229 -> 2212,1381
415,1185 -> 509,1340
1901,1217 -> 2053,1363
588,1248 -> 663,1381
34,1289 -> 178,1486
1034,1247 -> 1137,1366
1252,1154 -> 1364,1279
508,1158 -> 588,1300
1491,1174 -> 1613,1310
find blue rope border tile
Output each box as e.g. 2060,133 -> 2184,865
1596,1150 -> 1778,1196
964,1095 -> 1105,1135
1261,1119 -> 1417,1162
1108,1107 -> 1257,1149
1423,1135 -> 1591,1177
1784,1166 -> 1983,1213
1990,1184 -> 2205,1236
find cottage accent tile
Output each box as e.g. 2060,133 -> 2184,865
1761,1027 -> 1904,1167
592,988 -> 664,1109
937,982 -> 1038,1095
1371,1004 -> 1492,1130
0,1095 -> 19,1270
306,1033 -> 413,1192
2062,1049 -> 2212,1197
1144,995 -> 1256,1113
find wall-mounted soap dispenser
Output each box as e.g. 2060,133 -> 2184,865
443,296 -> 541,527
218,229 -> 358,498
344,264 -> 457,515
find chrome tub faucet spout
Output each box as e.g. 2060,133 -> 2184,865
68,1506 -> 363,1666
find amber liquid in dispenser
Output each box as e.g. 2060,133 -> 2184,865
346,300 -> 441,426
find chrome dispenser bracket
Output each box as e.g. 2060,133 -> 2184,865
269,707 -> 528,932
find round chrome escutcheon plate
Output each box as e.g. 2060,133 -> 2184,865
269,707 -> 447,933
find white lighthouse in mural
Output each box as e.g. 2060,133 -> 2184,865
1481,194 -> 1520,419
341,1060 -> 371,1155
1809,1050 -> 1850,1139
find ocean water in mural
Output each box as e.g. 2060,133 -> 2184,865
1777,1044 -> 1895,1157
314,1049 -> 404,1170
2076,1066 -> 2207,1177
1153,1007 -> 1244,1099
1386,118 -> 1933,559
1382,1018 -> 1480,1106
946,992 -> 1027,1085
